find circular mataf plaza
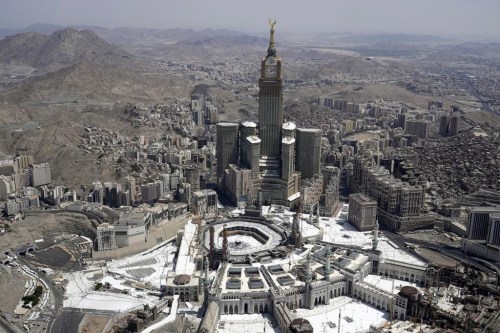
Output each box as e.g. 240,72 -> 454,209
203,220 -> 287,258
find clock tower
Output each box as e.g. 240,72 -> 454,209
258,20 -> 283,175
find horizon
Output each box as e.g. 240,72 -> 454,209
1,21 -> 498,43
1,0 -> 499,40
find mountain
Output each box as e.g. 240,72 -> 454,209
22,23 -> 65,34
159,34 -> 267,59
349,41 -> 421,57
0,28 -> 20,39
426,42 -> 500,60
0,28 -> 150,70
93,27 -> 245,45
0,61 -> 190,104
317,33 -> 452,44
0,32 -> 49,65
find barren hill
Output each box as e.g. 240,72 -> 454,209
158,35 -> 267,60
0,61 -> 190,104
0,28 -> 150,70
0,32 -> 49,65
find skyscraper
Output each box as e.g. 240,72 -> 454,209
405,119 -> 430,139
466,207 -> 500,240
216,122 -> 239,180
258,20 -> 283,168
295,128 -> 321,179
463,207 -> 500,261
215,21 -> 321,207
281,137 -> 295,181
438,110 -> 460,137
447,113 -> 460,136
29,163 -> 51,187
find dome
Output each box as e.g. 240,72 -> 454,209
174,274 -> 191,285
398,285 -> 420,302
290,318 -> 313,333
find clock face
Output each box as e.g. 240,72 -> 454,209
265,65 -> 277,78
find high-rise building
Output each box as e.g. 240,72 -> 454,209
296,128 -> 321,180
281,137 -> 295,181
439,114 -> 450,136
282,121 -> 296,138
96,223 -> 116,251
13,171 -> 30,190
240,136 -> 261,180
184,166 -> 201,192
405,120 -> 430,139
141,182 -> 160,204
192,189 -> 218,217
487,214 -> 500,247
29,163 -> 51,187
340,120 -> 355,133
224,164 -> 252,204
13,155 -> 34,172
466,207 -> 500,240
240,121 -> 257,140
91,181 -> 104,204
0,175 -> 15,200
216,122 -> 239,180
125,176 -> 136,203
108,183 -> 122,208
351,154 -> 432,232
215,22 -> 321,207
463,207 -> 500,262
258,22 -> 283,166
428,100 -> 443,110
447,113 -> 460,136
439,110 -> 460,137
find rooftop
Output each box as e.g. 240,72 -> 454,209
283,122 -> 296,130
292,296 -> 388,333
242,121 -> 257,128
247,136 -> 261,144
217,122 -> 239,128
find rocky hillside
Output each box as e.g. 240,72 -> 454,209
0,61 -> 190,104
158,35 -> 267,60
0,28 -> 149,70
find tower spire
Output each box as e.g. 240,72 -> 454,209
267,19 -> 277,57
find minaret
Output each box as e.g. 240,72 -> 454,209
204,255 -> 209,288
222,224 -> 229,262
258,19 -> 283,174
315,204 -> 321,224
372,218 -> 379,250
325,246 -> 331,280
305,253 -> 313,309
292,213 -> 302,248
305,253 -> 312,284
209,226 -> 215,268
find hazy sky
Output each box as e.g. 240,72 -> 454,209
1,0 -> 499,37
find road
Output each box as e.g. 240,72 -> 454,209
141,295 -> 179,333
0,316 -> 21,333
16,258 -> 64,333
383,231 -> 499,282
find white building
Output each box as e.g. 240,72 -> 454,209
96,223 -> 116,251
113,211 -> 152,248
0,175 -> 15,200
30,163 -> 51,187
